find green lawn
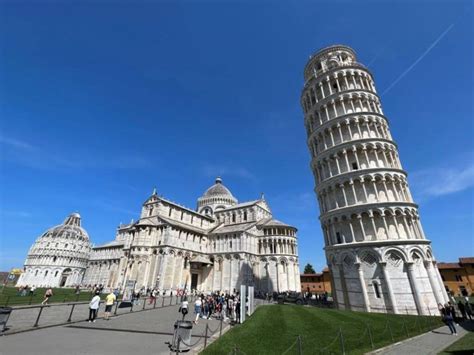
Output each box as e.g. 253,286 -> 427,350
201,304 -> 444,355
439,329 -> 474,355
0,286 -> 103,306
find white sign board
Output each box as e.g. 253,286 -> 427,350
248,286 -> 254,316
240,284 -> 246,323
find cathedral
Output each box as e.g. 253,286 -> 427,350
18,178 -> 301,294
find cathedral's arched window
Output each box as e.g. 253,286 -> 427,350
35,270 -> 38,276
53,256 -> 57,263
244,212 -> 247,221
44,271 -> 48,277
232,214 -> 236,223
55,271 -> 58,277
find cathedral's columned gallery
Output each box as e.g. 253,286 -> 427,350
18,178 -> 301,294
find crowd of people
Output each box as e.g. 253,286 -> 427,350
191,292 -> 243,325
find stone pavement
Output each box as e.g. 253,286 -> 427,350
369,320 -> 474,355
2,295 -> 183,334
0,301 -> 229,355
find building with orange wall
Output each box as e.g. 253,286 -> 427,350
438,257 -> 474,297
300,267 -> 332,295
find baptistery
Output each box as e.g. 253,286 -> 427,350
17,213 -> 91,287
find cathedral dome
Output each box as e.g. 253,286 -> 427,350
42,213 -> 90,242
202,177 -> 235,198
197,177 -> 238,215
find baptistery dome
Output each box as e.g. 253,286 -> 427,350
16,213 -> 92,288
197,177 -> 238,216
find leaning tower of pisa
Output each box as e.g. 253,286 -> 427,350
301,45 -> 449,315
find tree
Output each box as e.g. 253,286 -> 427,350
304,263 -> 316,274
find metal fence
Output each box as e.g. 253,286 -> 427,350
215,315 -> 441,355
1,294 -> 195,335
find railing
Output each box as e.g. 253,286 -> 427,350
1,294 -> 196,334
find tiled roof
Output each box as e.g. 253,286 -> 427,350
93,241 -> 124,249
211,222 -> 257,234
437,262 -> 462,269
459,257 -> 474,264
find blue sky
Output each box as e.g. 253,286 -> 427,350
0,1 -> 473,272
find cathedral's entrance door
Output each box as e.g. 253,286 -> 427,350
191,273 -> 198,290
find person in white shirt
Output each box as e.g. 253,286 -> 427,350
193,298 -> 202,324
88,292 -> 101,322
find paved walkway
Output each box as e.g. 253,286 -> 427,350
2,295 -> 183,334
370,321 -> 474,355
0,301 -> 229,355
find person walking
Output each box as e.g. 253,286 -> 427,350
464,300 -> 473,321
88,292 -> 101,322
193,297 -> 202,324
104,290 -> 116,320
41,288 -> 53,305
457,300 -> 467,321
440,303 -> 457,335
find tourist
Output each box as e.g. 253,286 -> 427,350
132,290 -> 140,306
465,300 -> 473,320
440,303 -> 457,335
193,297 -> 202,324
446,302 -> 458,324
235,297 -> 241,323
21,285 -> 28,297
457,300 -> 467,321
149,288 -> 157,305
42,287 -> 53,305
104,290 -> 116,320
30,285 -> 36,296
75,285 -> 80,295
88,291 -> 101,322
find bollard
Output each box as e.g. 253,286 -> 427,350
219,316 -> 223,336
297,335 -> 303,355
114,301 -> 119,315
339,328 -> 345,355
170,296 -> 173,306
67,304 -> 76,322
130,301 -> 134,313
204,324 -> 209,348
153,297 -> 157,309
142,298 -> 146,310
162,297 -> 165,307
34,306 -> 44,327
367,324 -> 374,349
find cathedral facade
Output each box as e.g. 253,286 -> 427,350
82,178 -> 300,294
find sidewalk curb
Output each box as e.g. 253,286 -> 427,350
365,325 -> 466,355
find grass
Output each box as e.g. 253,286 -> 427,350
439,329 -> 474,355
201,304 -> 444,355
0,286 -> 104,306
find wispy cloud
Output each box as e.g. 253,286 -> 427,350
410,162 -> 474,199
381,23 -> 455,96
0,210 -> 32,218
201,164 -> 257,181
0,135 -> 152,170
